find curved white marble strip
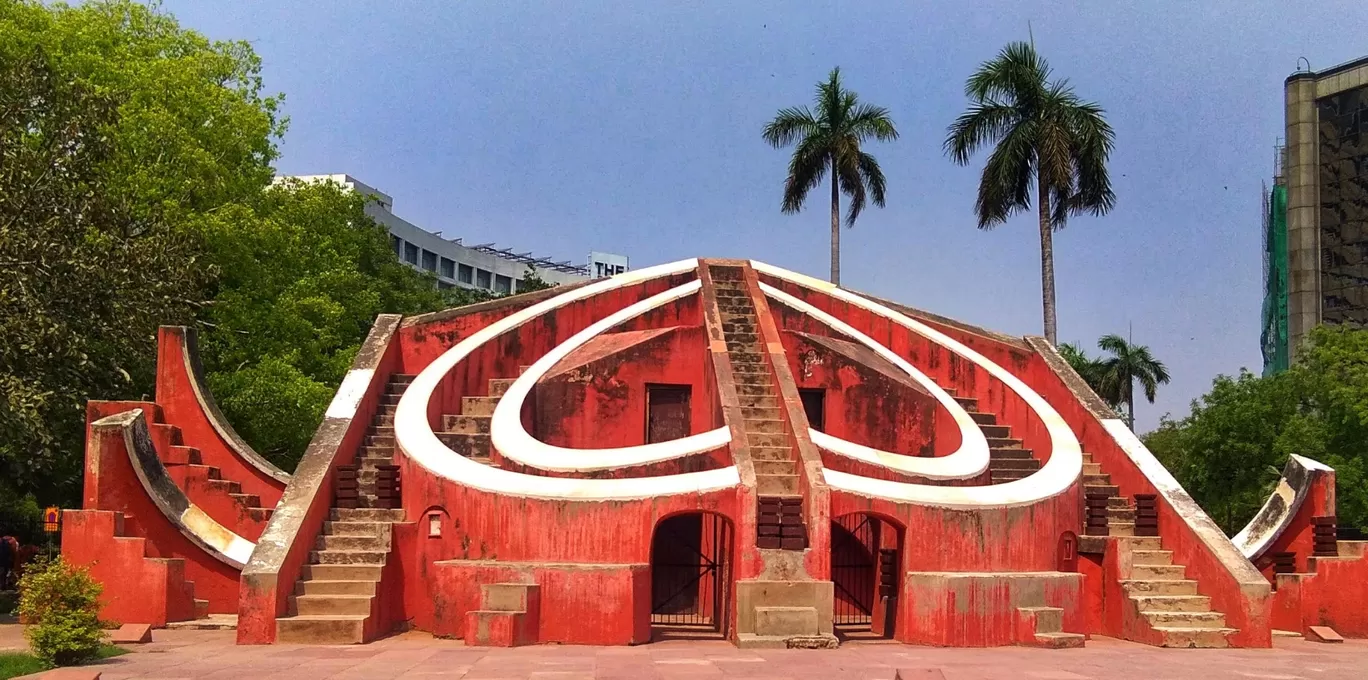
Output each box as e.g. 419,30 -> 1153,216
752,260 -> 1082,509
492,280 -> 730,472
760,283 -> 987,480
395,259 -> 740,500
1233,454 -> 1334,561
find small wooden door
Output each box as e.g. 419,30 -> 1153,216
800,388 -> 825,432
647,385 -> 691,443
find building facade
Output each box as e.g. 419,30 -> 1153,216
1272,57 -> 1368,368
283,174 -> 628,294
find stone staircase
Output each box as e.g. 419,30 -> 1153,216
149,421 -> 274,535
1018,605 -> 1085,648
437,370 -> 529,467
275,507 -> 405,643
464,583 -> 541,647
942,389 -> 1042,485
1118,536 -> 1236,647
1081,451 -> 1137,536
349,374 -> 414,507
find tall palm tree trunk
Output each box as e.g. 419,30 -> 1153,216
1037,179 -> 1057,345
830,166 -> 841,285
1127,373 -> 1135,429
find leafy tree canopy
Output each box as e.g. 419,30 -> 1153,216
1145,325 -> 1368,534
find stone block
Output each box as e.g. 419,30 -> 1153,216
110,623 -> 151,644
754,606 -> 817,636
1307,625 -> 1344,643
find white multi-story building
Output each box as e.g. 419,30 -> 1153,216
280,174 -> 628,294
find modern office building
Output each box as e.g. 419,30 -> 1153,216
1264,56 -> 1368,373
281,174 -> 628,294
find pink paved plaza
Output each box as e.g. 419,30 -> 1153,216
6,629 -> 1368,679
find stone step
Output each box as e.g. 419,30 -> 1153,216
754,459 -> 797,476
1132,595 -> 1212,612
317,534 -> 389,552
439,432 -> 491,458
1107,495 -> 1131,509
1110,521 -> 1136,537
750,446 -> 791,461
165,445 -> 202,466
1132,564 -> 1187,580
488,378 -> 517,397
1109,507 -> 1137,521
481,583 -> 536,613
1132,550 -> 1173,566
310,550 -> 387,565
953,396 -> 978,411
275,615 -> 368,644
230,492 -> 262,508
740,395 -> 779,409
1032,632 -> 1086,648
986,437 -> 1023,449
742,406 -> 782,420
748,432 -> 788,448
749,419 -> 784,434
989,448 -> 1034,460
1120,579 -> 1200,596
294,594 -> 373,617
1083,473 -> 1111,486
1125,536 -> 1163,551
364,434 -> 394,447
991,458 -> 1039,470
299,580 -> 378,597
756,474 -> 799,495
1083,462 -> 1102,475
442,414 -> 490,434
754,606 -> 818,637
1020,606 -> 1062,633
462,396 -> 499,416
207,479 -> 241,494
1084,484 -> 1119,497
330,508 -> 405,522
323,521 -> 385,537
968,412 -> 996,425
736,383 -> 771,396
302,564 -> 383,582
379,393 -> 401,405
980,425 -> 1011,438
1152,626 -> 1234,648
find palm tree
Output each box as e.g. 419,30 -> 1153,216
944,42 -> 1116,344
764,67 -> 898,285
1096,334 -> 1170,429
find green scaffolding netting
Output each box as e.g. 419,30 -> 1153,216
1261,184 -> 1289,375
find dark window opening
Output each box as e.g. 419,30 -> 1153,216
800,388 -> 825,432
647,385 -> 692,444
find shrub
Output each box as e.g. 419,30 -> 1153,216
17,557 -> 106,666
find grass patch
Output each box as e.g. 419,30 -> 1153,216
0,645 -> 127,680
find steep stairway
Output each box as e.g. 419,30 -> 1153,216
275,508 -> 406,644
942,389 -> 1042,485
149,420 -> 274,537
437,369 -> 529,467
1081,451 -> 1137,536
348,374 -> 415,508
1118,536 -> 1236,647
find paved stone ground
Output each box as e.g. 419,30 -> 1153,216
4,628 -> 1368,679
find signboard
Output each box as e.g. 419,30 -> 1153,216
589,251 -> 629,279
43,507 -> 61,533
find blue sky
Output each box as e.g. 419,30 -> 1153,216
163,1 -> 1367,431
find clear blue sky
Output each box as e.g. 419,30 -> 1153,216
163,0 -> 1367,431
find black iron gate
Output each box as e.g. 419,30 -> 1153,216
651,513 -> 731,632
832,514 -> 879,626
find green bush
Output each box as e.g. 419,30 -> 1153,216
17,557 -> 107,667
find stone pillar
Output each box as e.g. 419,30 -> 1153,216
1284,73 -> 1319,361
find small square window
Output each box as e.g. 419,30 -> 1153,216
475,269 -> 492,289
421,250 -> 438,272
494,274 -> 512,295
458,263 -> 474,284
404,242 -> 419,265
440,257 -> 455,279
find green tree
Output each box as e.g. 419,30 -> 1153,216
763,67 -> 898,285
517,265 -> 556,293
0,49 -> 203,502
945,42 -> 1116,344
199,179 -> 452,469
1096,334 -> 1170,429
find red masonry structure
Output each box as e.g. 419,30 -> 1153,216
61,257 -> 1367,648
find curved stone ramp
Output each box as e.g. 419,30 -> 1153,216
112,408 -> 257,568
490,280 -> 729,472
759,283 -> 988,480
166,325 -> 291,486
396,258 -> 741,500
752,262 -> 1082,508
1233,454 -> 1335,562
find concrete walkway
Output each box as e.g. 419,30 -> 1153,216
6,628 -> 1368,679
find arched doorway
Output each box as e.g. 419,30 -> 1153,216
831,513 -> 903,640
650,512 -> 733,639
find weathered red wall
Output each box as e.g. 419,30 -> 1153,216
899,572 -> 1084,646
535,325 -> 713,450
1256,470 -> 1335,579
156,327 -> 285,506
1271,548 -> 1368,637
62,510 -> 198,627
77,407 -> 241,614
774,328 -> 936,457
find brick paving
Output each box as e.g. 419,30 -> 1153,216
4,628 -> 1368,679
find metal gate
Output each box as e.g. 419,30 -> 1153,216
832,514 -> 879,626
651,513 -> 731,631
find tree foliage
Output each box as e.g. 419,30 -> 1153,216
763,67 -> 898,285
945,42 -> 1116,343
1095,334 -> 1170,428
18,557 -> 106,667
0,48 -> 202,501
1146,326 -> 1368,534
